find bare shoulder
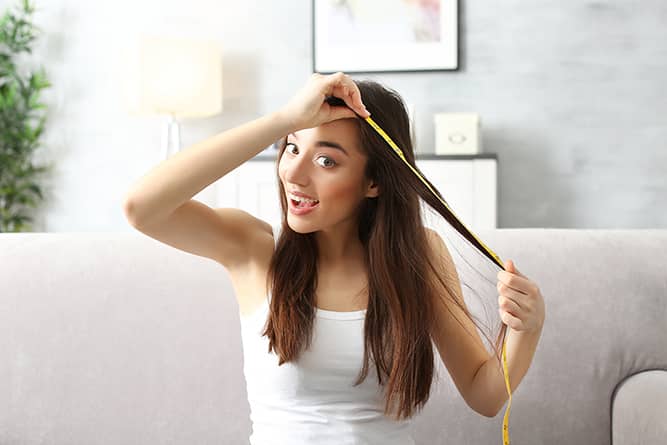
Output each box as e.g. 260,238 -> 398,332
424,227 -> 462,302
219,212 -> 275,317
424,227 -> 447,260
125,200 -> 275,316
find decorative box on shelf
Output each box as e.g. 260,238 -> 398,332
434,112 -> 482,155
214,152 -> 497,232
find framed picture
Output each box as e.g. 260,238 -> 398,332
312,0 -> 459,74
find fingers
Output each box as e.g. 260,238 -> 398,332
329,105 -> 359,121
497,270 -> 531,295
348,88 -> 370,117
321,72 -> 371,118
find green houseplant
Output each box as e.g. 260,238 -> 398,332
0,0 -> 53,232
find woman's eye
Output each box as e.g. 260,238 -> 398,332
316,156 -> 336,168
285,142 -> 336,168
285,142 -> 298,154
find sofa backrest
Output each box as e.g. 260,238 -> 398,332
1,229 -> 666,444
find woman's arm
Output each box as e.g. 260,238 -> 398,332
123,111 -> 293,227
124,72 -> 369,228
470,260 -> 546,417
469,325 -> 543,417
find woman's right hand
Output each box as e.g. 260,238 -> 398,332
277,72 -> 371,133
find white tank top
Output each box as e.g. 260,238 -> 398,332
240,224 -> 415,445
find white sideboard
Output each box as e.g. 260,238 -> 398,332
212,154 -> 497,231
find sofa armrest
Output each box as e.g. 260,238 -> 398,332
611,369 -> 667,445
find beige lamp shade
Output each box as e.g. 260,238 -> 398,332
122,36 -> 223,119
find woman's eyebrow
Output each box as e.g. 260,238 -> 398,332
289,132 -> 349,156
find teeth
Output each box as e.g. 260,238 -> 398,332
288,192 -> 319,204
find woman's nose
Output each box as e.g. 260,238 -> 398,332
283,155 -> 311,185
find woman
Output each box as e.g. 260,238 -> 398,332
123,72 -> 545,444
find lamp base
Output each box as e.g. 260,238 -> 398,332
161,114 -> 181,159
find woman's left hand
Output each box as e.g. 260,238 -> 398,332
497,259 -> 545,334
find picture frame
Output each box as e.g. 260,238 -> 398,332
312,0 -> 459,74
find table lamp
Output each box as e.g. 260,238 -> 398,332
123,36 -> 223,159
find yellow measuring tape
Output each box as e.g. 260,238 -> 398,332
364,115 -> 512,445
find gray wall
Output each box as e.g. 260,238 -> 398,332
24,0 -> 667,230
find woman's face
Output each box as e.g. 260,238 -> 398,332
278,118 -> 378,233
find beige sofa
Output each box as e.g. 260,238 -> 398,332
1,228 -> 666,444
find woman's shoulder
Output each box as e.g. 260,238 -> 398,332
229,220 -> 278,318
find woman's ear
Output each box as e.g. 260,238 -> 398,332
365,180 -> 380,198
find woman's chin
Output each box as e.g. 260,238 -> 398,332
286,218 -> 314,233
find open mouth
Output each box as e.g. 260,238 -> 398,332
287,192 -> 320,209
289,198 -> 320,209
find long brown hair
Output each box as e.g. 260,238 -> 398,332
263,79 -> 506,421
